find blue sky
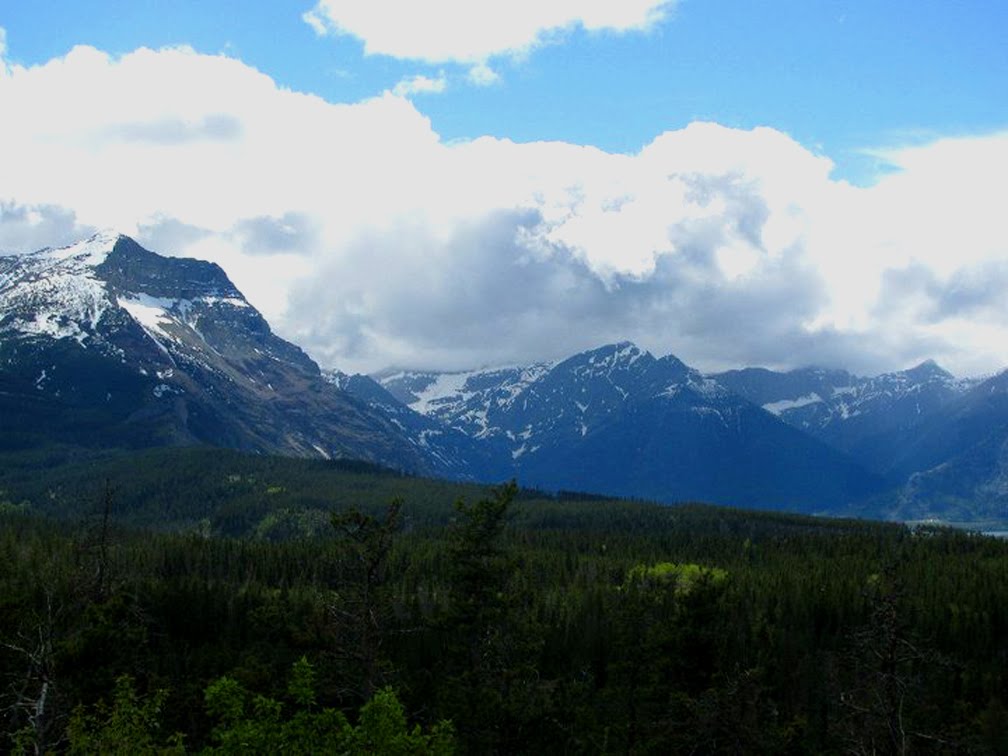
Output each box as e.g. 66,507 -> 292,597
5,1 -> 1006,182
1,2 -> 1007,375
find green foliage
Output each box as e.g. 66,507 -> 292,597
352,687 -> 455,755
329,498 -> 404,699
203,661 -> 453,755
287,655 -> 316,709
66,675 -> 185,754
625,561 -> 728,595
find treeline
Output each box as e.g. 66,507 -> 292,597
1,450 -> 1007,752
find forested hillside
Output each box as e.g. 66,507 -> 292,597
2,448 -> 1007,753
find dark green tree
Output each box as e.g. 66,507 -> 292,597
436,482 -> 548,752
329,499 -> 403,700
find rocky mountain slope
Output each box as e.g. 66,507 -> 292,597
712,362 -> 977,476
0,232 -> 473,477
877,370 -> 1008,521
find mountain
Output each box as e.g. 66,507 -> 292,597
0,232 -> 472,476
712,362 -> 976,476
875,370 -> 1008,522
323,370 -> 508,479
378,343 -> 883,511
8,232 -> 1006,521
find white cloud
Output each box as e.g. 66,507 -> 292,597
392,73 -> 447,97
467,62 -> 500,87
302,0 -> 675,63
2,41 -> 1007,377
302,8 -> 328,37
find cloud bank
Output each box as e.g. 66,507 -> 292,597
1,41 -> 1006,377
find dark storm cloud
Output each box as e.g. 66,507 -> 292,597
936,262 -> 1008,320
0,202 -> 95,255
284,204 -> 896,375
877,261 -> 1008,323
286,209 -> 617,370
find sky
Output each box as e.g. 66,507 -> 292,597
1,1 -> 1007,376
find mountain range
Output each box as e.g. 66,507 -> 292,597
3,232 -> 1007,523
372,345 -> 880,510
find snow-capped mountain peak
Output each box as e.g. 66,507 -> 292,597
34,229 -> 123,265
0,232 -> 126,344
377,342 -> 731,463
0,232 -> 257,358
711,360 -> 980,477
370,341 -> 882,507
1,232 -> 479,476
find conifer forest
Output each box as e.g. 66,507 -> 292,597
1,448 -> 1006,753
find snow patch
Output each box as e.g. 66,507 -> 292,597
200,296 -> 249,308
1,243 -> 111,343
687,375 -> 725,399
410,371 -> 472,414
613,342 -> 644,367
36,230 -> 120,267
763,393 -> 823,416
152,383 -> 174,398
119,294 -> 177,332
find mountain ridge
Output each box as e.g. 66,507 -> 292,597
371,341 -> 886,511
0,232 -> 475,476
4,232 -> 1007,522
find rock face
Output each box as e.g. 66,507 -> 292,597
0,232 -> 472,476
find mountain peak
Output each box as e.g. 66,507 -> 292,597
95,234 -> 243,302
902,359 -> 953,381
33,229 -> 125,267
577,341 -> 649,365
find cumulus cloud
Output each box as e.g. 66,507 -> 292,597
392,73 -> 447,97
1,40 -> 1007,377
302,0 -> 675,63
284,206 -> 825,372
